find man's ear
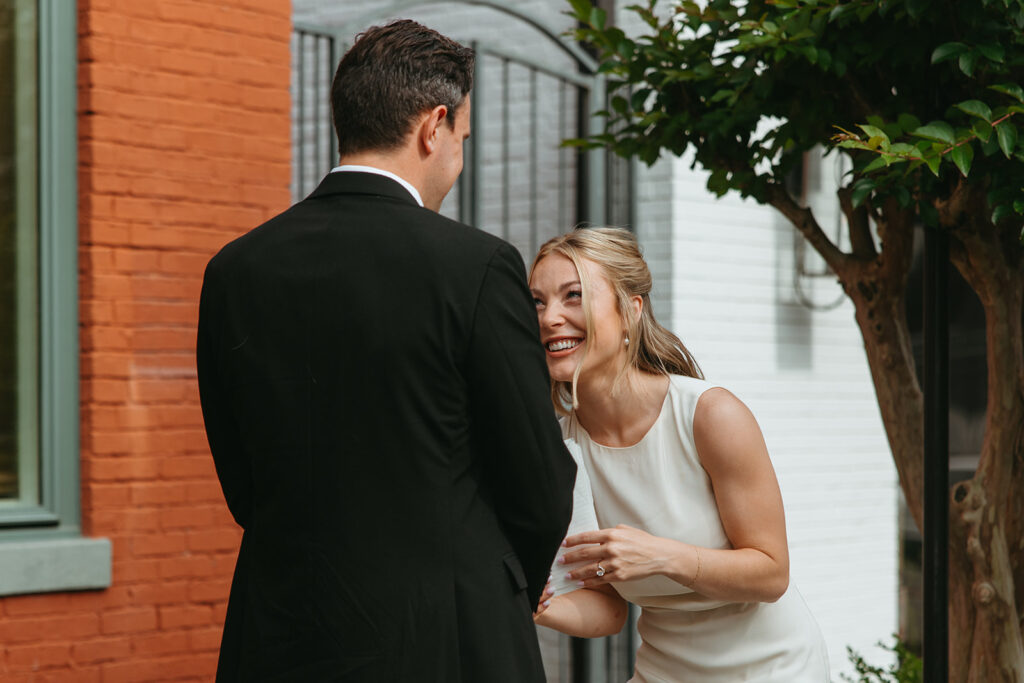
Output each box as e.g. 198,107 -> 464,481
418,104 -> 449,154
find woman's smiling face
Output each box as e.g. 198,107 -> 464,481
529,253 -> 627,385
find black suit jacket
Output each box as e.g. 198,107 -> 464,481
197,172 -> 576,682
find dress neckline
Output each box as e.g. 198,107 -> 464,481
572,378 -> 672,451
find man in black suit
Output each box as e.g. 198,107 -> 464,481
197,19 -> 577,683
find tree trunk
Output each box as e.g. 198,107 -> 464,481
945,199 -> 1024,682
835,206 -> 926,531
793,188 -> 1024,680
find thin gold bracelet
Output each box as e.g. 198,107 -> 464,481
690,547 -> 702,588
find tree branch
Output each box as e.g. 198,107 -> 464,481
838,186 -> 878,259
765,183 -> 851,277
874,198 -> 917,292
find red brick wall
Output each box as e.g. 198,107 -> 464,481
0,1 -> 292,679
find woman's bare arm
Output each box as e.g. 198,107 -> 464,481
534,584 -> 628,638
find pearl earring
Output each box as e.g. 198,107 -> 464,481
624,335 -> 630,346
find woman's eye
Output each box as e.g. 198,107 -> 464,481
566,290 -> 582,300
533,298 -> 544,308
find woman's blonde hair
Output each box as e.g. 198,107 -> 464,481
530,227 -> 702,415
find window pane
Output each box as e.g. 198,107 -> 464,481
0,0 -> 39,505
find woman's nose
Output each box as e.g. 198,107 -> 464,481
539,304 -> 564,330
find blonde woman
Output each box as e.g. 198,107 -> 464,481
529,228 -> 829,682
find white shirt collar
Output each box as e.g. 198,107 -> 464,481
330,164 -> 424,207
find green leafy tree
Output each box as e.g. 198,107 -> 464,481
567,0 -> 1024,679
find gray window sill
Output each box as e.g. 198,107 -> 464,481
0,535 -> 111,597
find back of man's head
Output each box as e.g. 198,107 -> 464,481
331,20 -> 475,157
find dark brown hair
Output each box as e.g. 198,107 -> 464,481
331,20 -> 475,157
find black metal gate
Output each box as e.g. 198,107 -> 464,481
291,3 -> 631,251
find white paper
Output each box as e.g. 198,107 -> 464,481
548,438 -> 601,596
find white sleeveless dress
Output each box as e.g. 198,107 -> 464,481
561,375 -> 830,682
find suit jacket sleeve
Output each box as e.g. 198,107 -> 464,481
196,259 -> 252,529
466,242 -> 577,608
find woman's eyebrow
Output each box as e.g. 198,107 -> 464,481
530,280 -> 581,296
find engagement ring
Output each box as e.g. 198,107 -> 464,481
596,564 -> 606,577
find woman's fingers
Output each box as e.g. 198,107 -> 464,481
563,560 -> 615,585
573,562 -> 614,587
565,525 -> 644,548
558,544 -> 603,566
534,578 -> 556,616
564,529 -> 614,547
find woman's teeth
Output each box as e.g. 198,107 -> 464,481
548,339 -> 582,352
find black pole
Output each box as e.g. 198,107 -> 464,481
922,226 -> 949,682
571,637 -> 589,683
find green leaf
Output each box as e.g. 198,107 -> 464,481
817,49 -> 832,71
950,143 -> 974,176
897,113 -> 922,132
567,0 -> 592,19
862,155 -> 888,173
884,122 -> 904,140
896,186 -> 912,207
889,143 -> 918,156
923,150 -> 942,176
972,119 -> 993,142
630,88 -> 652,110
977,44 -> 1005,63
561,137 -> 592,149
859,124 -> 890,144
707,169 -> 730,196
989,83 -> 1024,104
931,42 -> 967,64
836,140 -> 870,151
829,5 -> 848,21
996,121 -> 1018,157
912,122 -> 956,145
981,130 -> 1002,156
589,6 -> 607,30
611,95 -> 629,114
955,100 -> 993,122
959,51 -> 978,77
992,204 -> 1011,224
851,178 -> 875,207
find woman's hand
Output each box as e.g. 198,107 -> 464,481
533,577 -> 556,620
558,524 -> 684,588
